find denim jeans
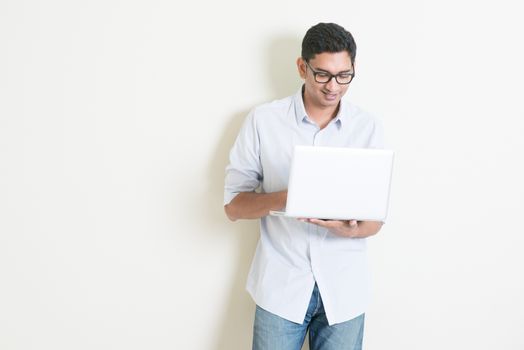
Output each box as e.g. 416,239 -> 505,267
252,284 -> 365,350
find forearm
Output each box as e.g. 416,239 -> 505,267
224,191 -> 287,221
303,218 -> 383,238
353,220 -> 383,238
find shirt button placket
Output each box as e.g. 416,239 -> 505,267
309,225 -> 321,280
310,127 -> 322,285
313,130 -> 322,146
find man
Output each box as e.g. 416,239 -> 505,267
224,23 -> 385,350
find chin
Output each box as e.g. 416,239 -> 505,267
322,98 -> 340,107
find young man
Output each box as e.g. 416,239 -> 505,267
224,23 -> 385,350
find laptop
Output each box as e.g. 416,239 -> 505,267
269,146 -> 394,221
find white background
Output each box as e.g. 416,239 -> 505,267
1,0 -> 523,349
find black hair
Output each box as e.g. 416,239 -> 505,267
301,23 -> 356,63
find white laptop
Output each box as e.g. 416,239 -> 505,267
269,146 -> 394,221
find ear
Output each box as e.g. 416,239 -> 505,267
296,57 -> 307,79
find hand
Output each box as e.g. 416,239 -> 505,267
298,218 -> 360,238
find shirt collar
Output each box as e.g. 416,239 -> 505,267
293,86 -> 308,126
334,100 -> 348,126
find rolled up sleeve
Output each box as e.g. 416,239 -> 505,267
224,110 -> 263,205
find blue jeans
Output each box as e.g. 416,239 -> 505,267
253,284 -> 365,350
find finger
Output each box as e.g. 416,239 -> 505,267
309,219 -> 342,228
308,218 -> 331,227
349,220 -> 358,227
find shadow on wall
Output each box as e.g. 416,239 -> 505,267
208,109 -> 259,350
209,34 -> 305,350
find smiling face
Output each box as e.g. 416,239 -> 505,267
297,51 -> 354,112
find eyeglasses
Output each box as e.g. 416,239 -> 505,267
305,60 -> 355,85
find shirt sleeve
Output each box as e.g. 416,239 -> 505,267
223,109 -> 263,205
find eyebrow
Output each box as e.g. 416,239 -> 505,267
313,66 -> 353,74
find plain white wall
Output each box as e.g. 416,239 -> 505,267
1,0 -> 523,349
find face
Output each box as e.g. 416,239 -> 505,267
297,51 -> 354,110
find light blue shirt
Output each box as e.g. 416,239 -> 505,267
224,88 -> 385,325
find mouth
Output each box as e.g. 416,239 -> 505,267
322,91 -> 338,101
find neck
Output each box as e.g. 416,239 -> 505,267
303,91 -> 339,129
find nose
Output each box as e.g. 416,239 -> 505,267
325,76 -> 339,91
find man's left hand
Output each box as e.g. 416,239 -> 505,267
299,218 -> 360,238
